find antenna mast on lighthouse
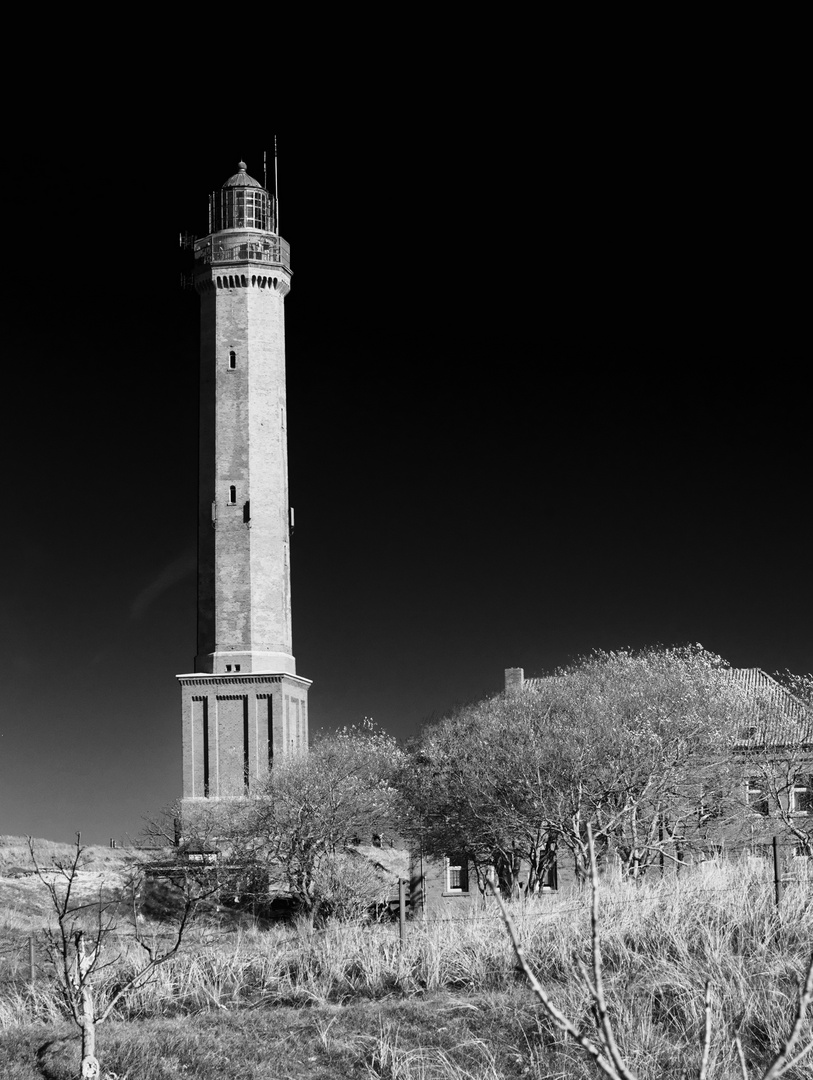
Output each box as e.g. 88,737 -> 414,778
274,137 -> 279,234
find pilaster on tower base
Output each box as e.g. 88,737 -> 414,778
178,671 -> 311,804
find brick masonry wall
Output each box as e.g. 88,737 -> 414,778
411,850 -> 580,918
195,253 -> 295,675
180,673 -> 310,800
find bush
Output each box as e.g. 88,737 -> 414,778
310,851 -> 392,923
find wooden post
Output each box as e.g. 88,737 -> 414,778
29,935 -> 35,986
772,836 -> 783,909
399,878 -> 407,948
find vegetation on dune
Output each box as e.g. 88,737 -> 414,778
145,718 -> 407,929
1,856 -> 811,1078
2,651 -> 810,1076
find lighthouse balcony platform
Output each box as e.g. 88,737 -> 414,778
194,235 -> 291,273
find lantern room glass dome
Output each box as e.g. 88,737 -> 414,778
210,161 -> 276,234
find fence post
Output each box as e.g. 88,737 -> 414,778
29,935 -> 35,987
399,878 -> 407,948
772,836 -> 783,909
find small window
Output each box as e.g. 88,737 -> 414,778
228,486 -> 237,505
228,350 -> 237,369
446,855 -> 469,893
225,664 -> 232,672
235,664 -> 241,672
792,776 -> 813,814
746,778 -> 769,816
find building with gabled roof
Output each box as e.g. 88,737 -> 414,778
506,666 -> 812,746
726,668 -> 813,750
411,663 -> 811,916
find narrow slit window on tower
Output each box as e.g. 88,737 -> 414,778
201,699 -> 210,798
243,701 -> 250,792
267,698 -> 274,770
228,485 -> 237,505
228,350 -> 236,369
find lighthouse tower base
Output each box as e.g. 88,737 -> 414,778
178,671 -> 310,805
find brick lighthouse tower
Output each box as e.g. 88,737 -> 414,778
179,161 -> 311,807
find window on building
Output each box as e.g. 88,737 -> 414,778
746,778 -> 770,816
792,775 -> 813,814
446,855 -> 469,893
228,486 -> 237,505
228,350 -> 237,369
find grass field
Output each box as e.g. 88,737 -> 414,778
1,838 -> 810,1079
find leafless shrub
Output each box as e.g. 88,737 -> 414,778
28,834 -> 215,1079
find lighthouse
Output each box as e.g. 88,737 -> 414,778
179,161 -> 311,805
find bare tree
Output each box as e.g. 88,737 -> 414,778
402,647 -> 747,889
29,835 -> 214,1079
229,720 -> 404,922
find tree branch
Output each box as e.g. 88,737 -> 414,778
487,877 -> 628,1080
584,823 -> 636,1080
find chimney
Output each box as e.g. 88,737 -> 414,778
505,667 -> 525,693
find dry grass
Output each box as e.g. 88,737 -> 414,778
0,836 -> 136,938
0,847 -> 810,1079
0,836 -> 131,875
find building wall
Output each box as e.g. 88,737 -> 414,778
411,850 -> 579,918
180,672 -> 310,801
195,250 -> 295,676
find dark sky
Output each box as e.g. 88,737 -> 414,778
1,135 -> 809,846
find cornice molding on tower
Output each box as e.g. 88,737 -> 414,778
177,672 -> 312,689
